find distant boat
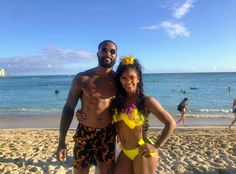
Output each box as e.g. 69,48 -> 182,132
0,68 -> 7,77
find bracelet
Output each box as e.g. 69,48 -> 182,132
154,141 -> 161,149
146,137 -> 155,145
146,137 -> 161,152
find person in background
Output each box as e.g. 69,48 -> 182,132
57,40 -> 118,174
176,98 -> 191,127
55,89 -> 60,95
111,56 -> 176,174
229,99 -> 236,129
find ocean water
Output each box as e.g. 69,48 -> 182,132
0,73 -> 235,121
143,72 -> 236,119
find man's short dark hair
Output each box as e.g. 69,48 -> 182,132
98,40 -> 117,50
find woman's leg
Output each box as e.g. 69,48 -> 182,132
176,111 -> 184,125
133,153 -> 158,174
229,114 -> 236,129
112,151 -> 133,174
182,112 -> 186,126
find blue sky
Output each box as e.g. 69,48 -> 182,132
0,0 -> 235,75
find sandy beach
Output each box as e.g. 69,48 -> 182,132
0,127 -> 235,174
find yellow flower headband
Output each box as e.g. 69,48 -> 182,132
121,56 -> 135,65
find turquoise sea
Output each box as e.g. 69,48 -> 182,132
0,72 -> 236,128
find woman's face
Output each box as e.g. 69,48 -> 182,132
119,68 -> 140,94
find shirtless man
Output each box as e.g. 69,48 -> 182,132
57,40 -> 118,174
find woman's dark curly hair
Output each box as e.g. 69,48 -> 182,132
111,58 -> 146,116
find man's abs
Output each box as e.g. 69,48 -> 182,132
80,98 -> 113,128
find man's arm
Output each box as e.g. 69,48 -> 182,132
58,100 -> 77,148
57,75 -> 82,160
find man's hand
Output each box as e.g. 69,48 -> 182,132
57,147 -> 67,162
76,109 -> 86,122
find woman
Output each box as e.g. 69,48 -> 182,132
111,56 -> 176,174
176,98 -> 190,126
229,99 -> 236,129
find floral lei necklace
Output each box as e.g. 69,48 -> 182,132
122,103 -> 137,120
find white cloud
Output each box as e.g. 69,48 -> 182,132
143,0 -> 196,38
142,21 -> 190,38
42,46 -> 95,61
161,21 -> 190,38
0,46 -> 97,75
159,0 -> 196,19
142,25 -> 159,30
173,0 -> 196,19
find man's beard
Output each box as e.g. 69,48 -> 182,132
98,57 -> 116,68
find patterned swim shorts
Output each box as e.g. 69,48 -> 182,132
73,123 -> 116,169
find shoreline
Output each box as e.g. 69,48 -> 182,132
0,128 -> 235,174
0,115 -> 234,129
0,117 -> 233,129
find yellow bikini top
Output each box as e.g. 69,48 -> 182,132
113,105 -> 145,129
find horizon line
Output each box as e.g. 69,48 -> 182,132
3,71 -> 236,77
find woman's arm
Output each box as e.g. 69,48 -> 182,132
145,96 -> 176,149
185,105 -> 191,112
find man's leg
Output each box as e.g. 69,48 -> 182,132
96,161 -> 113,174
73,167 -> 89,174
95,124 -> 116,174
73,123 -> 96,174
95,145 -> 115,174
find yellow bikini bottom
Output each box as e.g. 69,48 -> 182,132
121,139 -> 156,160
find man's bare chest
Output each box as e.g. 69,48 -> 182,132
81,76 -> 116,99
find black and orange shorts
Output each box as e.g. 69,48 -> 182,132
73,123 -> 116,169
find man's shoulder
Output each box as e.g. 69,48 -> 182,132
74,68 -> 97,79
70,69 -> 96,89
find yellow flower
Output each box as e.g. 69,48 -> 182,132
121,56 -> 134,65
